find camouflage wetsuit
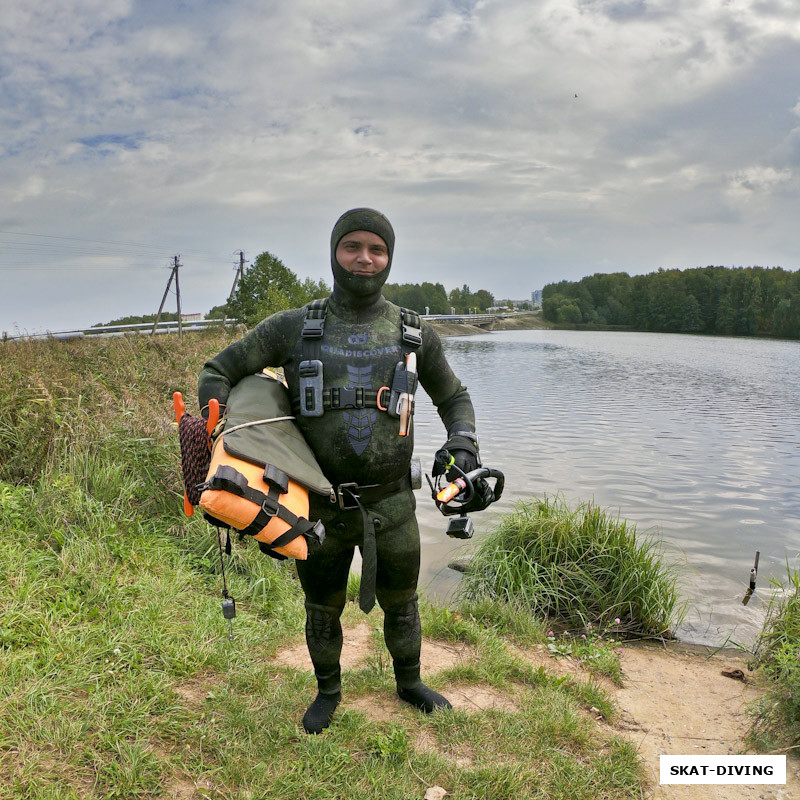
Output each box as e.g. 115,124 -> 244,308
198,209 -> 478,730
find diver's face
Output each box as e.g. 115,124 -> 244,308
335,231 -> 389,276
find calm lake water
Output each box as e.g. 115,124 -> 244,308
410,329 -> 800,647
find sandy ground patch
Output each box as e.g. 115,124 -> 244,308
156,776 -> 199,800
156,775 -> 217,800
446,683 -> 518,713
614,641 -> 800,800
173,672 -> 219,707
344,693 -> 401,724
270,621 -> 800,798
342,683 -> 515,725
420,638 -> 472,673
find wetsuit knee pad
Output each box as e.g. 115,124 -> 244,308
382,596 -> 422,665
304,602 -> 344,660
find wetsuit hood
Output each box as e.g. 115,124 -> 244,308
330,208 -> 394,308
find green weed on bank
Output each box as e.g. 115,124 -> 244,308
747,563 -> 800,752
457,496 -> 685,640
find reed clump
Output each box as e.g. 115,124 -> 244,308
457,495 -> 684,638
0,330 -> 238,486
747,564 -> 800,751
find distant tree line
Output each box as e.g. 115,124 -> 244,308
224,251 -> 330,328
223,255 -> 497,324
542,266 -> 800,339
383,282 -> 495,315
97,253 -> 499,327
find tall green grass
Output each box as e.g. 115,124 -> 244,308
747,563 -> 800,752
457,496 -> 684,638
0,332 -> 238,487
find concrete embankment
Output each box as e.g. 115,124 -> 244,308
434,314 -> 553,337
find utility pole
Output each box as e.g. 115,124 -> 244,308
152,255 -> 183,337
223,250 -> 248,326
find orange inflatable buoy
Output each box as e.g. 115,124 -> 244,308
196,373 -> 331,560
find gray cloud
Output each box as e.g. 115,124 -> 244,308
1,0 -> 799,331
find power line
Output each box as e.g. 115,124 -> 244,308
0,229 -> 227,259
0,258 -> 227,270
0,244 -> 222,260
0,265 -> 150,271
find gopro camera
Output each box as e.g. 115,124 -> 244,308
446,515 -> 474,539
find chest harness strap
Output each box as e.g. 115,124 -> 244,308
297,299 -> 422,417
297,298 -> 328,417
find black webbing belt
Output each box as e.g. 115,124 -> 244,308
332,474 -> 409,511
332,474 -> 410,613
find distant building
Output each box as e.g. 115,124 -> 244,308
531,289 -> 542,308
181,313 -> 203,322
490,299 -> 537,312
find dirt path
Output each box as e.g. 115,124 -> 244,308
272,624 -> 799,799
613,641 -> 799,799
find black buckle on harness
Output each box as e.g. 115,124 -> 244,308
302,318 -> 325,339
336,482 -> 360,510
299,360 -> 321,377
402,323 -> 422,347
331,386 -> 364,409
299,359 -> 324,417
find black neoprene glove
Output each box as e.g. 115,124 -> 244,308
448,448 -> 478,479
432,430 -> 480,479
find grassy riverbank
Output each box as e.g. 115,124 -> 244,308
431,312 -> 553,337
0,330 -> 792,798
0,332 -> 644,798
747,565 -> 800,752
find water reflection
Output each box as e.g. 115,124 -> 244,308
413,329 -> 800,646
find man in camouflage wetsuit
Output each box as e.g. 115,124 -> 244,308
198,208 -> 480,733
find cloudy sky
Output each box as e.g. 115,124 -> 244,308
2,0 -> 799,333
